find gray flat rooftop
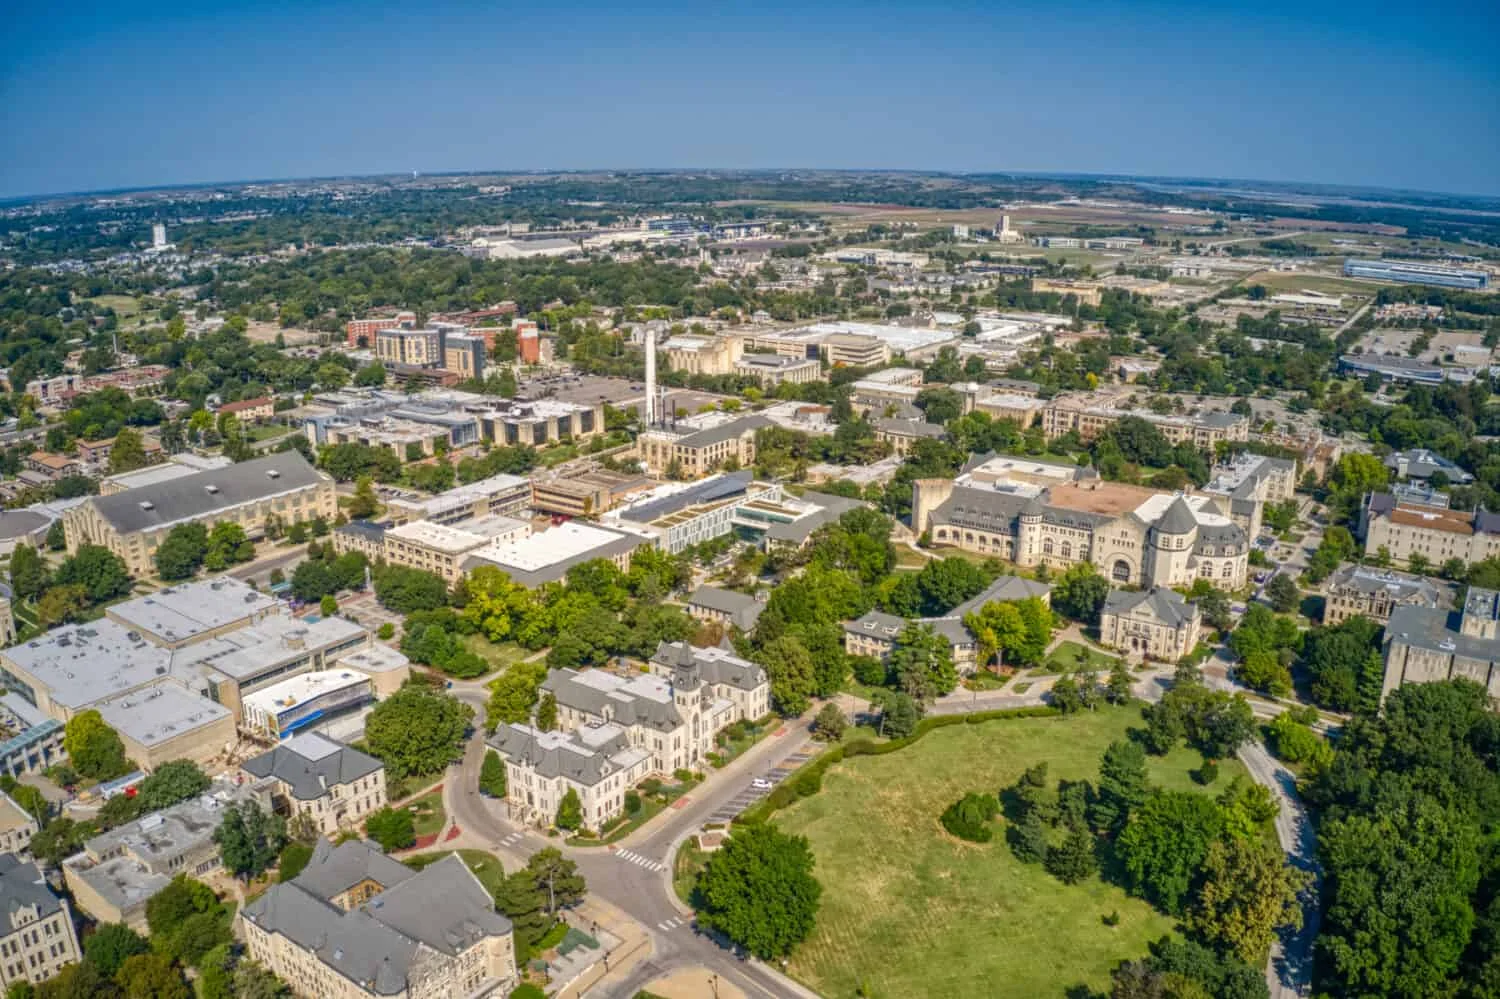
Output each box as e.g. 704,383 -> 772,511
3,619 -> 172,709
107,577 -> 278,645
94,683 -> 231,748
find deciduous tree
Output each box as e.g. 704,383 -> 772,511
696,825 -> 821,960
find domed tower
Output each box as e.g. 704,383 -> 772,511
1149,496 -> 1198,587
1018,495 -> 1045,566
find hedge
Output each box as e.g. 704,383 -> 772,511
737,705 -> 1063,824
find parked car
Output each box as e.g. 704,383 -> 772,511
750,777 -> 774,790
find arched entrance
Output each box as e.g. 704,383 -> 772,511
1111,559 -> 1131,582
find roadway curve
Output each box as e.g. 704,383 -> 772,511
443,683 -> 821,998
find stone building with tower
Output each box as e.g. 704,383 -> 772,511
1383,586 -> 1500,703
913,472 -> 1249,591
488,642 -> 770,832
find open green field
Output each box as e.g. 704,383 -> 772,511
463,634 -> 532,672
86,294 -> 142,317
1242,271 -> 1382,298
406,790 -> 446,837
777,708 -> 1247,999
1038,640 -> 1122,675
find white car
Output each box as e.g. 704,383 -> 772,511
750,778 -> 774,790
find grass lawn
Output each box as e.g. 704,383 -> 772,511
403,849 -> 505,895
86,294 -> 141,318
673,837 -> 711,905
1038,640 -> 1122,675
776,707 -> 1248,999
568,797 -> 664,846
463,634 -> 532,673
406,790 -> 446,837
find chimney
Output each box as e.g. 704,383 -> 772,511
644,328 -> 658,426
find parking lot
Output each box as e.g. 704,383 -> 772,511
703,748 -> 815,825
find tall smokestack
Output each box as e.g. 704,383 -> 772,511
644,328 -> 657,426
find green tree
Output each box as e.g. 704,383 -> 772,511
812,703 -> 847,741
204,521 -> 253,569
536,692 -> 558,732
83,923 -> 149,977
319,594 -> 338,617
53,544 -> 131,603
63,709 -> 129,780
1009,810 -> 1051,864
486,662 -> 548,729
555,788 -> 583,831
44,520 -> 66,552
354,362 -> 387,388
494,871 -> 550,962
145,875 -> 219,939
756,634 -> 817,716
36,584 -> 89,627
347,475 -> 379,519
1265,573 -> 1300,614
9,544 -> 49,601
889,623 -> 957,703
364,686 -> 473,779
1188,836 -> 1308,965
479,750 -> 507,797
1116,790 -> 1226,914
1092,740 -> 1149,832
213,802 -> 287,880
116,952 -> 190,999
107,428 -> 150,474
525,848 -> 586,915
135,760 -> 210,811
364,807 -> 416,851
1051,562 -> 1110,624
940,792 -> 998,842
1106,662 -> 1134,704
1046,825 -> 1097,884
1050,675 -> 1083,714
878,690 -> 920,738
155,523 -> 208,580
696,824 -> 821,960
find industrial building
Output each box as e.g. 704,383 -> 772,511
1343,258 -> 1489,290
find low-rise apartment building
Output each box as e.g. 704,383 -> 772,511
241,839 -> 516,999
1099,588 -> 1202,662
0,855 -> 82,989
241,734 -> 386,837
218,397 -> 276,423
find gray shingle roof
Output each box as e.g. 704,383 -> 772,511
241,734 -> 383,802
670,415 -> 773,449
88,452 -> 328,534
0,855 -> 64,922
950,575 -> 1053,618
685,585 -> 765,631
1103,587 -> 1197,628
1155,497 -> 1198,535
288,838 -> 415,902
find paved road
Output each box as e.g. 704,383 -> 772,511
1239,741 -> 1320,998
442,683 -> 821,999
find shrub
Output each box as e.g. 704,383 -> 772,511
673,768 -> 694,784
1194,759 -> 1220,785
624,791 -> 642,815
1268,712 -> 1332,767
377,622 -> 396,640
940,792 -> 998,843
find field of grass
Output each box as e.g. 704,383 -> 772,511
1038,640 -> 1123,676
776,708 -> 1247,999
1242,271 -> 1382,297
462,634 -> 532,672
86,294 -> 141,318
406,790 -> 446,837
403,849 -> 505,895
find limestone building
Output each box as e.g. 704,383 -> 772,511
635,414 -> 772,477
1323,564 -> 1444,626
241,840 -> 516,998
1202,452 -> 1297,537
0,855 -> 81,989
0,794 -> 39,859
492,642 -> 769,832
241,734 -> 386,838
1040,390 -> 1249,450
843,575 -> 1052,673
61,452 -> 337,577
1099,588 -> 1203,661
1383,587 -> 1500,702
915,473 -> 1249,591
1360,491 -> 1500,568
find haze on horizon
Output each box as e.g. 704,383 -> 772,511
3,0 -> 1497,201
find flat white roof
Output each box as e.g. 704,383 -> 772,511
466,521 -> 629,573
792,321 -> 958,353
385,520 -> 489,554
107,577 -> 278,645
1133,493 -> 1233,528
99,464 -> 200,492
95,683 -> 231,748
242,670 -> 371,717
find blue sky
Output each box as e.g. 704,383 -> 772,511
3,1 -> 1497,199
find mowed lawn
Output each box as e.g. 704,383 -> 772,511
777,708 -> 1246,999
